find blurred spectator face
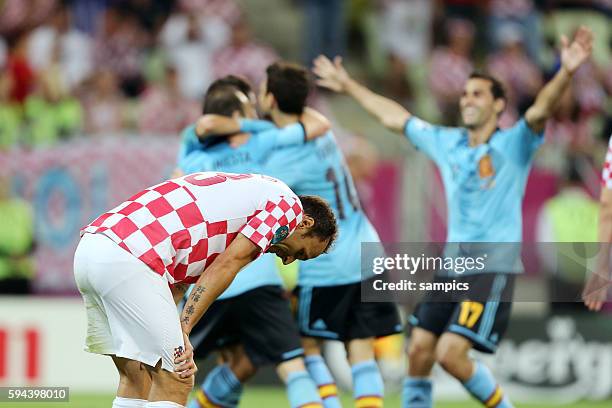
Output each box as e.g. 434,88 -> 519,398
447,19 -> 474,56
51,7 -> 70,33
95,70 -> 119,96
186,14 -> 201,42
230,20 -> 250,47
459,78 -> 504,128
0,73 -> 12,102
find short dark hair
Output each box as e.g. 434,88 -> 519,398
203,75 -> 252,114
202,86 -> 244,116
468,72 -> 506,102
206,75 -> 253,98
298,195 -> 338,252
266,62 -> 310,115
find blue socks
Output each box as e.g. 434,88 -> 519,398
402,377 -> 432,408
463,362 -> 513,408
187,364 -> 243,408
352,360 -> 384,408
286,370 -> 323,408
304,355 -> 341,408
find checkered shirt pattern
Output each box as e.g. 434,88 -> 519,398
602,136 -> 612,189
81,173 -> 303,284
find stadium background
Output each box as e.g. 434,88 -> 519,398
0,0 -> 610,406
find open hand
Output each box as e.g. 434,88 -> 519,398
313,55 -> 351,93
560,26 -> 594,74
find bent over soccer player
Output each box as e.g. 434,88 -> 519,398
74,172 -> 337,408
314,26 -> 593,408
177,79 -> 334,408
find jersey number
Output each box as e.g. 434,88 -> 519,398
326,167 -> 359,220
458,301 -> 483,329
184,173 -> 252,187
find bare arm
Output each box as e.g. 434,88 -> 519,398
300,107 -> 331,139
195,114 -> 240,137
170,283 -> 190,305
525,26 -> 593,133
313,55 -> 410,132
179,234 -> 260,334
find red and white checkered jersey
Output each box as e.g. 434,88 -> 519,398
602,136 -> 612,189
81,172 -> 303,284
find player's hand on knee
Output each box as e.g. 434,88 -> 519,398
175,332 -> 197,378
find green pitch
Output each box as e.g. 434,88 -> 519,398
9,388 -> 612,407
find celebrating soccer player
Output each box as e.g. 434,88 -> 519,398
314,26 -> 593,408
195,63 -> 403,408
74,173 -> 337,408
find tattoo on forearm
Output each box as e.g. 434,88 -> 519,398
185,305 -> 194,315
181,316 -> 190,326
191,285 -> 206,302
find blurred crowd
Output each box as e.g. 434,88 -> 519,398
0,0 -> 279,147
0,0 -> 609,155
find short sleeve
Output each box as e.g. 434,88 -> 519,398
178,151 -> 213,174
177,125 -> 201,163
503,118 -> 545,164
403,116 -> 446,164
239,195 -> 304,252
601,136 -> 612,189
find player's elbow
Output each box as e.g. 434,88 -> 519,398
381,113 -> 408,133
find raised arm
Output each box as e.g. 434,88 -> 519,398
179,233 -> 260,335
313,55 -> 410,132
525,26 -> 593,133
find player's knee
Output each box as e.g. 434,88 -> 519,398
276,357 -> 306,382
435,343 -> 465,375
163,371 -> 195,398
230,357 -> 257,382
345,338 -> 375,364
407,339 -> 435,366
301,337 -> 321,356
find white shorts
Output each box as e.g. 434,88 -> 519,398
73,233 -> 184,372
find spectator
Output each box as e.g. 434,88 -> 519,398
92,7 -> 146,97
212,18 -> 277,88
536,157 -> 599,309
0,72 -> 21,149
81,69 -> 126,135
544,85 -> 595,154
303,0 -> 346,65
179,0 -> 242,25
486,24 -> 542,114
23,46 -> 83,146
165,13 -> 215,100
6,33 -> 35,104
428,18 -> 474,125
160,9 -> 230,52
488,0 -> 542,62
0,174 -> 35,295
378,0 -> 433,105
28,4 -> 93,91
137,64 -> 200,135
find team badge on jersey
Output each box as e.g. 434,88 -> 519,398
272,225 -> 290,244
478,154 -> 495,179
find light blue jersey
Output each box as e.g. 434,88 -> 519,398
264,131 -> 382,287
176,120 -> 307,299
404,116 -> 544,274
